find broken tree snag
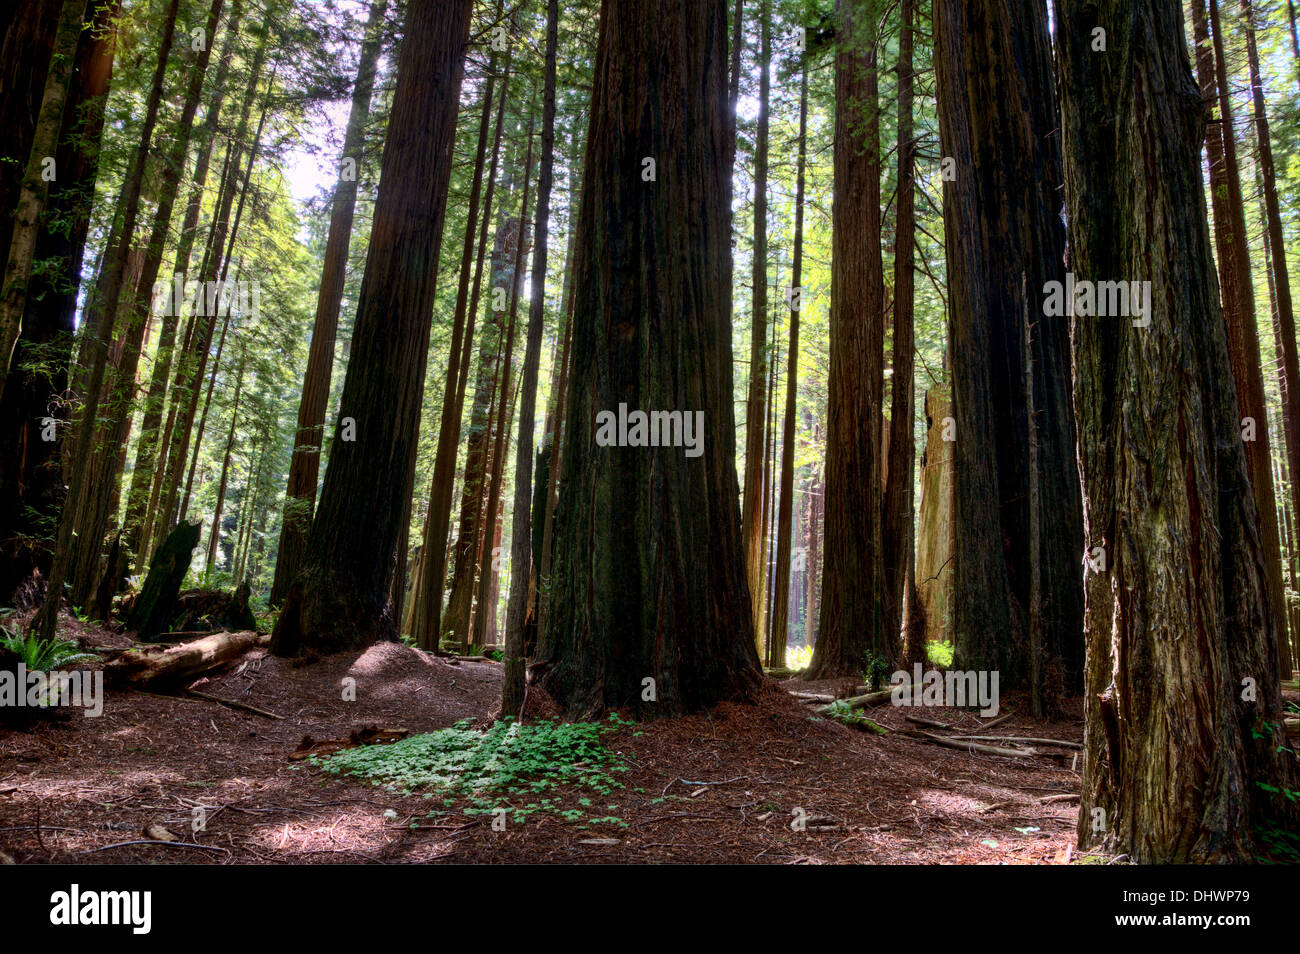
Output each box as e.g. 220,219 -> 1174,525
104,630 -> 267,690
915,388 -> 954,648
128,521 -> 201,641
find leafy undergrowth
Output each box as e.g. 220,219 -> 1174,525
312,714 -> 636,826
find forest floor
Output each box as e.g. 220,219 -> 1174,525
1,614 -> 1095,864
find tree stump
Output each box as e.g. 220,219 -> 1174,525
129,521 -> 200,641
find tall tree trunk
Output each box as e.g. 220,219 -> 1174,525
272,0 -> 473,656
741,2 -> 771,654
1058,0 -> 1299,862
806,0 -> 885,680
534,121 -> 583,647
0,0 -> 63,269
410,41 -> 505,647
270,0 -> 388,605
473,114 -> 533,653
760,301 -> 778,661
0,0 -> 119,600
441,124 -> 526,652
205,350 -> 244,577
476,378 -> 517,650
163,97 -> 266,543
144,43 -> 267,565
122,0 -> 239,561
32,0 -> 184,642
931,0 -> 1084,698
1242,0 -> 1300,674
769,56 -> 807,674
503,0 -> 558,714
1189,0 -> 1295,678
68,0 -> 227,611
537,0 -> 762,716
804,460 -> 821,651
881,0 -> 915,663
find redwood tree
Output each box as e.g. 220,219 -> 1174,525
536,0 -> 762,715
1058,0 -> 1299,861
272,0 -> 473,656
270,0 -> 388,605
806,0 -> 885,679
932,0 -> 1084,704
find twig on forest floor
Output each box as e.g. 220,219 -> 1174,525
186,689 -> 284,719
80,840 -> 229,855
948,735 -> 1082,750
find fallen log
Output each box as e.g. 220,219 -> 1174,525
1041,793 -> 1081,804
789,690 -> 836,704
816,683 -> 917,715
104,631 -> 268,689
830,711 -> 890,734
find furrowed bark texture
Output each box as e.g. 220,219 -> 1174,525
806,0 -> 884,679
537,0 -> 762,716
932,0 -> 1084,691
1058,0 -> 1299,862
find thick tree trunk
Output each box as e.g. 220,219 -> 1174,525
1058,0 -> 1299,861
806,0 -> 884,680
272,0 -> 472,656
503,0 -> 558,715
0,0 -> 62,270
270,0 -> 387,605
129,520 -> 201,641
536,0 -> 762,716
106,630 -> 266,689
932,0 -> 1084,695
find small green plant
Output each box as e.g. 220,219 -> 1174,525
862,651 -> 891,690
485,648 -> 504,662
926,639 -> 955,668
0,626 -> 96,671
824,699 -> 889,734
314,713 -> 634,824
